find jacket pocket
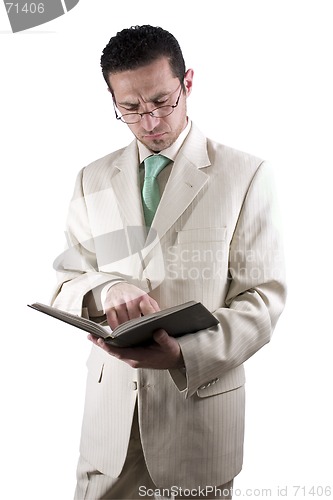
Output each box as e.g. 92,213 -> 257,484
196,365 -> 245,398
176,226 -> 227,244
86,346 -> 107,383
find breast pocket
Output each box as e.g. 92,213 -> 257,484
165,227 -> 229,307
176,227 -> 227,244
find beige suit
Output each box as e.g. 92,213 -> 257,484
52,123 -> 286,489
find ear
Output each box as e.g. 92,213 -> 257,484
183,68 -> 194,97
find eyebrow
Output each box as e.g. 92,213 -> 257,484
117,90 -> 172,109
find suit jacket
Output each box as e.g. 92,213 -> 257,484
52,123 -> 286,488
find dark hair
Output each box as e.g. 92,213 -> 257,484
100,25 -> 186,88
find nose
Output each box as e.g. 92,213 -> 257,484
140,112 -> 161,131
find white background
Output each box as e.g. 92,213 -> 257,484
1,1 -> 332,498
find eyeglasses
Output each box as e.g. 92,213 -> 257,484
113,85 -> 183,124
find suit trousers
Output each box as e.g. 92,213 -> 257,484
74,404 -> 234,500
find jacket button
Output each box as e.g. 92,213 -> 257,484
129,381 -> 137,391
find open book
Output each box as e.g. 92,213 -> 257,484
28,301 -> 219,347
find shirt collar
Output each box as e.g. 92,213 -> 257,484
138,119 -> 192,164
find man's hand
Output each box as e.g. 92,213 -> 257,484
88,329 -> 185,370
98,282 -> 185,369
104,282 -> 160,329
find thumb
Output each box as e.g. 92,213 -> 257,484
153,329 -> 170,345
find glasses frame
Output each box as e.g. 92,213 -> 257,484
112,84 -> 183,124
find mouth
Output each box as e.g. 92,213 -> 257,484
143,131 -> 166,140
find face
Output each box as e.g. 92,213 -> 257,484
108,57 -> 193,152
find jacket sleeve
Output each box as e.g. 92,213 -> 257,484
51,167 -> 125,316
172,161 -> 287,398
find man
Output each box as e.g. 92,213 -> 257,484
52,25 -> 286,499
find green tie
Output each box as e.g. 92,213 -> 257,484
142,154 -> 171,227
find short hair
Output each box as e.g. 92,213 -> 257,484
100,25 -> 186,88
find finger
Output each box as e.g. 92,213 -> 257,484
106,299 -> 137,327
126,297 -> 144,321
88,334 -> 104,347
99,342 -> 140,366
139,298 -> 159,316
96,337 -> 119,356
113,303 -> 130,325
105,307 -> 119,330
152,330 -> 184,368
149,297 -> 160,312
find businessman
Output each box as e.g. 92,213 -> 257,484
52,25 -> 286,499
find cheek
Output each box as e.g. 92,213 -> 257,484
127,123 -> 140,135
172,103 -> 187,128
164,111 -> 184,132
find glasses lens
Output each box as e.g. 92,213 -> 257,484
153,106 -> 173,118
120,105 -> 174,123
121,114 -> 141,124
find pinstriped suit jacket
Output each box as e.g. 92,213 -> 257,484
52,123 -> 286,488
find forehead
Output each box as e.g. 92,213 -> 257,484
108,57 -> 178,102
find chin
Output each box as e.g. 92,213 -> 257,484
143,140 -> 167,152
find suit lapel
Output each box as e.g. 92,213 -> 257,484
109,125 -> 211,253
148,124 -> 211,244
110,140 -> 144,227
110,140 -> 147,251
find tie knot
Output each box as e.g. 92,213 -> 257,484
144,154 -> 170,179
